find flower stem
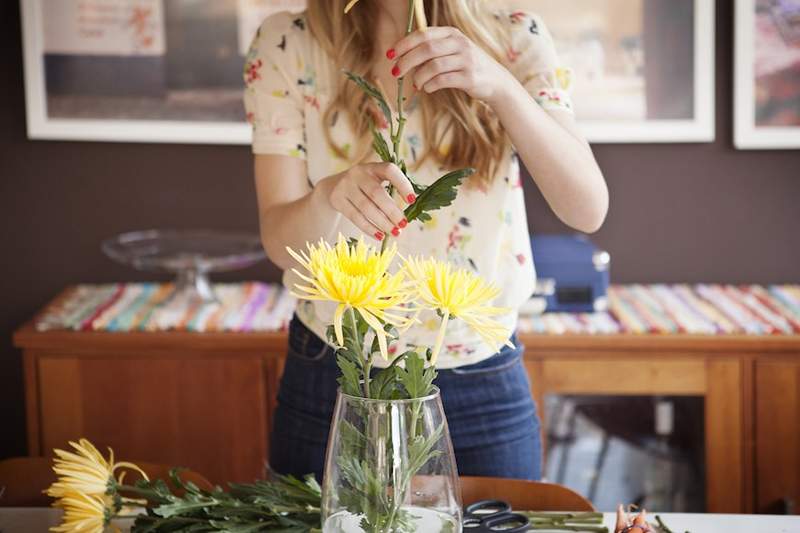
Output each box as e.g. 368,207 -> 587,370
348,307 -> 370,398
381,0 -> 416,258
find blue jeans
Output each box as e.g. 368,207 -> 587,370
269,316 -> 542,481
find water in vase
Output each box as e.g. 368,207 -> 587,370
323,506 -> 459,533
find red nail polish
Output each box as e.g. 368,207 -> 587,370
391,227 -> 400,237
406,193 -> 416,203
398,218 -> 408,229
386,48 -> 396,60
391,65 -> 400,77
374,231 -> 384,241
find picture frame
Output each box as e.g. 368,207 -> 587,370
20,0 -> 714,145
522,0 -> 715,143
734,0 -> 800,149
20,0 -> 303,145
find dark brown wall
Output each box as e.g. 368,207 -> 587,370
1,1 -> 798,459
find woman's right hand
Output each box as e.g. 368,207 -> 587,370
322,162 -> 416,241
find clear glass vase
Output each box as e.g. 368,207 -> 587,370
321,386 -> 462,533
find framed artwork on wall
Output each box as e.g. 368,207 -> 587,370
20,0 -> 303,144
520,0 -> 716,143
21,0 -> 714,145
734,0 -> 800,149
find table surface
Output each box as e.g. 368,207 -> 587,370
2,508 -> 800,532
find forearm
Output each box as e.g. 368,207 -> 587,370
490,77 -> 608,233
259,176 -> 339,270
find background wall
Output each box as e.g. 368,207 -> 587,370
1,0 -> 798,459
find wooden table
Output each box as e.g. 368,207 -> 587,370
13,305 -> 800,515
2,507 -> 799,532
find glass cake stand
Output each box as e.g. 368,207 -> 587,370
102,229 -> 265,304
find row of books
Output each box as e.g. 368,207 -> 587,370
35,283 -> 297,333
34,283 -> 800,336
518,284 -> 800,335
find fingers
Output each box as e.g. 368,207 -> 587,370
367,162 -> 416,205
417,68 -> 465,94
393,36 -> 461,78
341,200 -> 385,241
359,179 -> 406,229
391,27 -> 458,58
353,186 -> 398,234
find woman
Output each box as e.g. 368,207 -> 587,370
244,0 -> 608,481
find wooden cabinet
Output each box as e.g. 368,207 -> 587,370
14,303 -> 800,512
755,359 -> 800,514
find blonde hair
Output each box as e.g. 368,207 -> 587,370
306,0 -> 510,185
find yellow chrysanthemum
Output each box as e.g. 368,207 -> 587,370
287,235 -> 410,359
403,257 -> 513,364
46,439 -> 146,499
50,490 -> 111,533
344,0 -> 428,29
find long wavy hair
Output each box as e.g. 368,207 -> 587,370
306,0 -> 510,185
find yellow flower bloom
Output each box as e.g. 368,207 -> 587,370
46,438 -> 146,499
50,490 -> 111,533
403,257 -> 513,364
287,235 -> 410,359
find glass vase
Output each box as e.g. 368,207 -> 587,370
321,386 -> 462,533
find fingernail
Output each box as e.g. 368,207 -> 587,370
374,231 -> 384,241
406,193 -> 416,203
386,48 -> 396,60
398,218 -> 408,228
391,227 -> 400,237
391,65 -> 400,77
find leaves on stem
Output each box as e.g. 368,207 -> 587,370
344,71 -> 392,129
404,167 -> 475,223
397,351 -> 437,399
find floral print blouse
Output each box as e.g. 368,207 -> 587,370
244,9 -> 573,369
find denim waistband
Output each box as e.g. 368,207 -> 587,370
286,314 -> 521,371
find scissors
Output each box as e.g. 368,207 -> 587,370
463,499 -> 531,532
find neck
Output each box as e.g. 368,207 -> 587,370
375,0 -> 413,43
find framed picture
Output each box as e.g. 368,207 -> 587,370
522,0 -> 715,143
734,0 -> 800,149
21,0 -> 714,145
20,0 -> 303,144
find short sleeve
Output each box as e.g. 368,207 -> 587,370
502,10 -> 574,115
243,12 -> 307,159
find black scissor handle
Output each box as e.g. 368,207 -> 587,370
464,499 -> 512,518
481,512 -> 530,533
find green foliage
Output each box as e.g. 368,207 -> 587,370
404,167 -> 475,223
370,127 -> 394,163
129,471 -> 321,532
344,71 -> 392,128
397,351 -> 437,399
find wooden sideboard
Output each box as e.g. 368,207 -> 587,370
13,312 -> 800,514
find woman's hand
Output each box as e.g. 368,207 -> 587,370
389,27 -> 514,106
321,162 -> 416,241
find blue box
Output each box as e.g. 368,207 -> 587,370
530,234 -> 610,313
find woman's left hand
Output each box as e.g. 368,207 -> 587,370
390,27 -> 514,106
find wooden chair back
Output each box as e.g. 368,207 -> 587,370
460,476 -> 594,512
0,456 -> 213,507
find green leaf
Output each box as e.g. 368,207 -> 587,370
344,71 -> 392,128
397,351 -> 437,399
404,167 -> 474,224
337,353 -> 362,397
371,126 -> 393,163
